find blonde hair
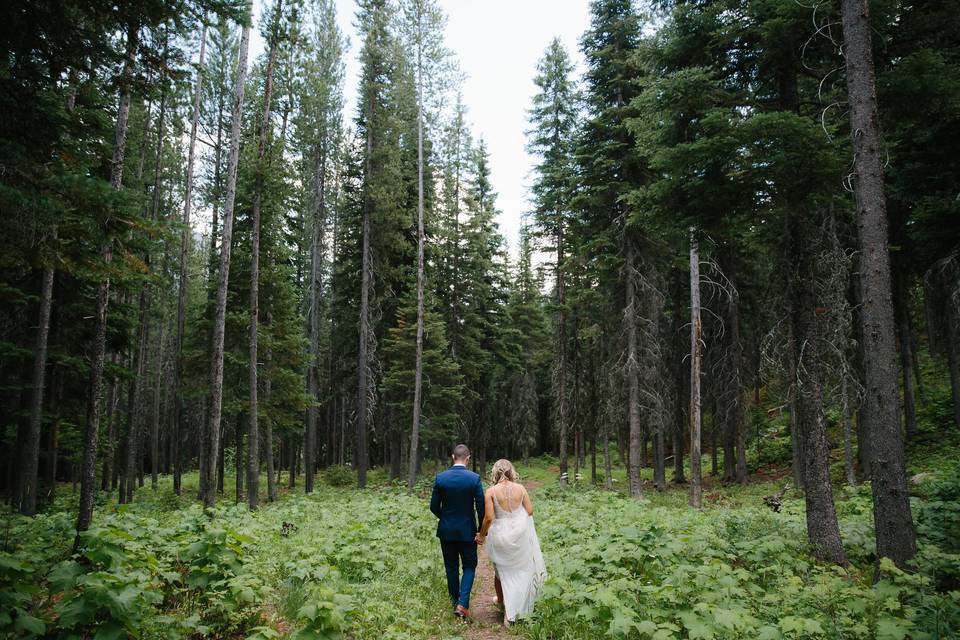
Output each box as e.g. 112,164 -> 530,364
491,459 -> 517,485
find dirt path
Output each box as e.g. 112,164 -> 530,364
460,546 -> 506,639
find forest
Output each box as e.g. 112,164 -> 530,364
1,0 -> 959,638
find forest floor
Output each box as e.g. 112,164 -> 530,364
2,423 -> 959,639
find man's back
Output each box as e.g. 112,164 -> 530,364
431,466 -> 485,541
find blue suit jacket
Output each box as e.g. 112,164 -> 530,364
430,465 -> 485,541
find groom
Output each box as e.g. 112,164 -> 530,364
430,444 -> 485,619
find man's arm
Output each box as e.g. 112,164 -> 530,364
430,477 -> 442,519
474,477 -> 485,527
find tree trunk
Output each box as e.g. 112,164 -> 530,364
305,146 -> 327,494
125,74 -> 167,504
556,229 -> 569,488
946,300 -> 960,429
150,311 -> 165,490
102,354 -> 120,491
788,204 -> 846,565
590,429 -> 598,484
20,228 -> 56,515
673,288 -> 686,484
248,1 -> 282,511
356,70 -> 381,490
689,229 -> 702,509
236,415 -> 243,503
710,400 -> 719,477
894,270 -> 917,436
842,375 -> 857,485
653,424 -> 665,491
626,240 -> 642,498
842,0 -> 917,571
205,16 -> 251,509
408,31 -> 427,495
76,20 -> 138,540
265,338 -> 276,502
45,376 -> 63,502
730,286 -> 747,484
173,19 -> 207,497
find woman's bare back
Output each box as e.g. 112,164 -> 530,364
488,481 -> 533,515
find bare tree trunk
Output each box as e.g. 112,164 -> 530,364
842,0 -> 916,572
20,228 -> 56,515
204,14 -> 250,509
76,20 -> 138,540
689,229 -> 702,509
407,28 -> 427,495
626,240 -> 642,498
357,97 -> 374,490
173,19 -> 208,496
556,231 -> 569,488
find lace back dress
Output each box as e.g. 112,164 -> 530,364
485,484 -> 547,622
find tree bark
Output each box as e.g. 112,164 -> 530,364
408,53 -> 427,495
842,375 -> 858,485
946,298 -> 960,429
357,94 -> 374,490
894,270 -> 917,436
248,0 -> 282,511
689,229 -> 702,509
730,285 -> 747,484
20,228 -> 56,515
173,19 -> 207,496
76,19 -> 138,540
788,203 -> 846,565
556,230 -> 569,488
205,13 -> 251,509
626,240 -> 642,498
265,329 -> 276,502
45,373 -> 63,501
125,68 -> 167,504
305,145 -> 326,494
842,0 -> 917,571
150,310 -> 165,490
672,285 -> 686,483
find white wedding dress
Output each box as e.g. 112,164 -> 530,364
485,485 -> 547,622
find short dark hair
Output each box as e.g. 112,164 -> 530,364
452,444 -> 470,460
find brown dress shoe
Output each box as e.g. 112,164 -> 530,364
455,604 -> 471,619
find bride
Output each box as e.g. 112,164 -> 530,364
475,459 -> 547,626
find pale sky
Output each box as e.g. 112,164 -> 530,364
250,0 -> 592,255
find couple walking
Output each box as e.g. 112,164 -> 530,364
429,444 -> 547,626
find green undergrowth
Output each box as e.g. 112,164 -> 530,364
526,482 -> 959,640
1,456 -> 959,639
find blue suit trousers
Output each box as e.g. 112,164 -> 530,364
440,540 -> 477,609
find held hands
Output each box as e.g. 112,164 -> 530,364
475,532 -> 486,545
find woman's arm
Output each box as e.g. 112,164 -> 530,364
522,486 -> 533,516
477,489 -> 496,542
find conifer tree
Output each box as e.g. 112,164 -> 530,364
527,38 -> 579,487
297,0 -> 345,493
